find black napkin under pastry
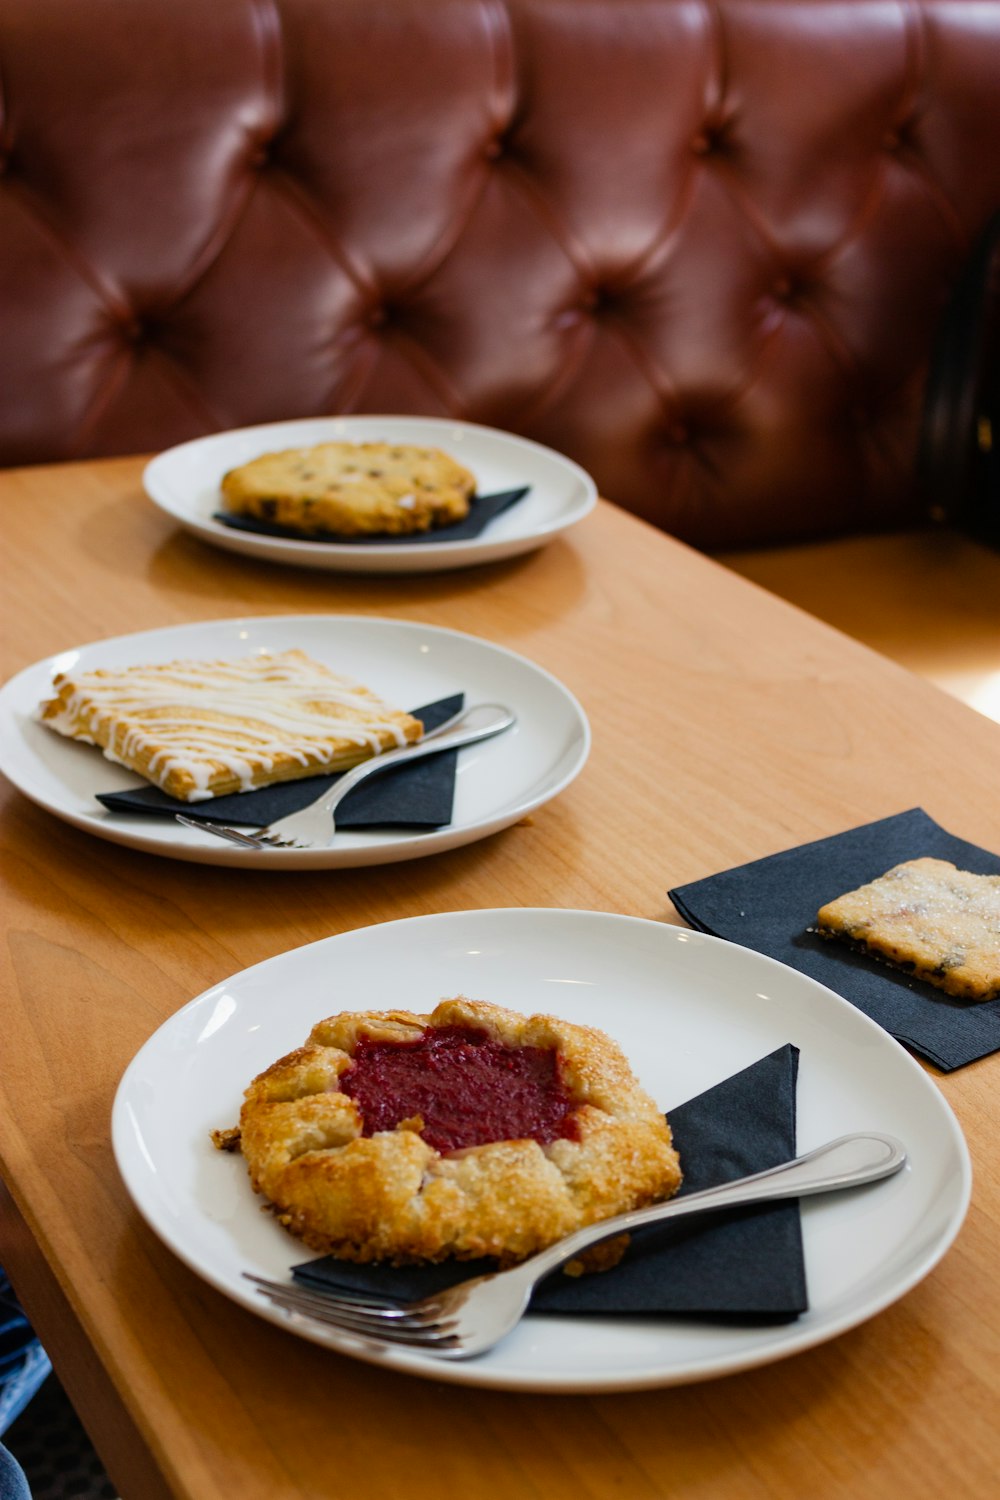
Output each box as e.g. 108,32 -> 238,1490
213,487 -> 531,545
291,1044 -> 807,1323
96,695 -> 462,829
669,807 -> 1000,1072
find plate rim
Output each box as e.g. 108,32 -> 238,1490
0,613 -> 591,868
142,413 -> 598,571
110,908 -> 973,1394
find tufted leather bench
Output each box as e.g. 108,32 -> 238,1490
2,0 -> 1000,555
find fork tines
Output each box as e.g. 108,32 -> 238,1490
244,1274 -> 461,1347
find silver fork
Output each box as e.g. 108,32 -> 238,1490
175,702 -> 515,850
245,1131 -> 906,1359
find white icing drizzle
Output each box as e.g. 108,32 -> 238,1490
40,651 -> 413,800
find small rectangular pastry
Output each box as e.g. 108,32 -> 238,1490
816,857 -> 1000,1001
38,649 -> 422,802
219,440 -> 476,536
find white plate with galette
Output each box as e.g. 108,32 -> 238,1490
111,909 -> 970,1393
0,615 -> 589,868
143,415 -> 597,573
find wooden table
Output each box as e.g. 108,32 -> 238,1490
721,529 -> 1000,723
3,455 -> 1000,1500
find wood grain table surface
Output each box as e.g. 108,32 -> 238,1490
722,528 -> 1000,723
2,455 -> 1000,1500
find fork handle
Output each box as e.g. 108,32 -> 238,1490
307,701 -> 516,818
509,1132 -> 906,1291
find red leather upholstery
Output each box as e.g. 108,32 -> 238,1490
2,0 -> 1000,549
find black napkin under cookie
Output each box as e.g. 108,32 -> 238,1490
213,487 -> 531,545
96,695 -> 462,830
291,1044 -> 807,1323
669,808 -> 1000,1072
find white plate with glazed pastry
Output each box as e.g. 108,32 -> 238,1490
0,615 -> 589,867
143,415 -> 597,573
111,909 -> 970,1394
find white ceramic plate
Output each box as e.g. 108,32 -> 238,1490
112,910 -> 970,1394
143,415 -> 597,572
0,616 -> 589,868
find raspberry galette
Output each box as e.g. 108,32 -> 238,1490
225,997 -> 682,1265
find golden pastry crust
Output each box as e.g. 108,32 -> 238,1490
219,441 -> 476,536
232,997 -> 682,1265
37,648 -> 422,802
816,857 -> 1000,1001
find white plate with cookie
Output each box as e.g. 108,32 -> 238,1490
143,415 -> 597,573
111,909 -> 971,1394
0,615 -> 589,867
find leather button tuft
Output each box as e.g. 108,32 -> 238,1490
367,306 -> 388,329
250,144 -> 270,168
693,126 -> 729,155
773,274 -> 795,301
883,129 -> 902,151
122,316 -> 145,343
668,422 -> 689,445
484,139 -> 503,161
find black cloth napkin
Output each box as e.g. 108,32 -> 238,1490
669,807 -> 1000,1072
213,487 -> 531,545
291,1044 -> 807,1323
96,695 -> 462,829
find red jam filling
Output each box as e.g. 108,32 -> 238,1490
339,1024 -> 579,1154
